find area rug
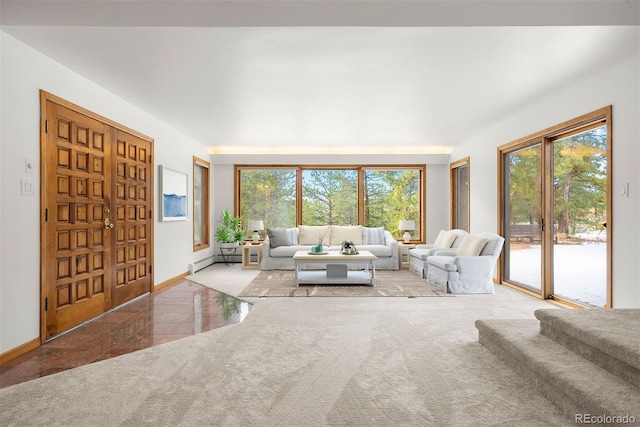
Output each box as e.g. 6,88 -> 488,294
238,269 -> 451,297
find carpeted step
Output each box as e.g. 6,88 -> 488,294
476,319 -> 640,424
535,309 -> 640,388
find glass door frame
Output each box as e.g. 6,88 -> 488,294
500,142 -> 544,296
497,106 -> 612,308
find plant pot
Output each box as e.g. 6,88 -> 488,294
219,242 -> 239,249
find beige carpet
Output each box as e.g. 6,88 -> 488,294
238,270 -> 450,298
0,283 -> 574,426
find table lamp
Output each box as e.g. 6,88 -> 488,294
398,220 -> 415,244
247,220 -> 264,244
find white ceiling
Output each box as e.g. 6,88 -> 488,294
2,1 -> 639,155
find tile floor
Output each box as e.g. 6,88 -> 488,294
0,279 -> 251,389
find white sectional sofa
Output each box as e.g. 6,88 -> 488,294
259,225 -> 399,270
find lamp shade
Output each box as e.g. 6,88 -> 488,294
247,220 -> 264,231
398,220 -> 415,231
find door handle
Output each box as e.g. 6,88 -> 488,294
104,218 -> 114,229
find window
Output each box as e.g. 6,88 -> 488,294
450,157 -> 470,232
302,169 -> 358,225
363,168 -> 421,239
237,168 -> 296,230
193,156 -> 210,251
236,165 -> 426,242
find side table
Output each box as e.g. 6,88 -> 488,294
398,243 -> 416,269
242,244 -> 263,269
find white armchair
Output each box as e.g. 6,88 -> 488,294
409,229 -> 467,278
426,232 -> 505,293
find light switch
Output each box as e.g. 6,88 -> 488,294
619,183 -> 629,198
21,179 -> 36,196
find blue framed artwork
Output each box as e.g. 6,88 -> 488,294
161,166 -> 188,221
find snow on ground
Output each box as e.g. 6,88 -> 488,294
509,240 -> 607,308
574,229 -> 607,241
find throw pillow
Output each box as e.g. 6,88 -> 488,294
362,227 -> 386,245
267,228 -> 290,249
456,234 -> 489,256
286,227 -> 299,245
330,225 -> 363,245
432,230 -> 457,248
298,225 -> 330,245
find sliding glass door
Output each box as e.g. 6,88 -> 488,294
499,107 -> 611,308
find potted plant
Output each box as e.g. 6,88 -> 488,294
215,209 -> 244,247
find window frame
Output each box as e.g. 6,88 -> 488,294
235,164 -> 426,242
193,156 -> 210,252
450,157 -> 470,232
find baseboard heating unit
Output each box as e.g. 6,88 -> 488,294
189,256 -> 215,274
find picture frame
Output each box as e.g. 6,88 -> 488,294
161,166 -> 188,221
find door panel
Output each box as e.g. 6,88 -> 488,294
552,126 -> 608,307
502,144 -> 543,292
112,129 -> 152,306
42,93 -> 153,340
44,103 -> 112,337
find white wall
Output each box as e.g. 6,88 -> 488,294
451,55 -> 640,308
0,32 -> 213,353
210,153 -> 451,248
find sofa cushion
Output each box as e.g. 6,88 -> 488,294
267,228 -> 290,249
362,227 -> 386,245
433,230 -> 457,249
286,227 -> 299,245
358,244 -> 392,257
428,255 -> 458,271
330,225 -> 363,245
480,238 -> 499,256
270,245 -> 313,257
298,225 -> 330,245
456,234 -> 489,256
410,248 -> 431,261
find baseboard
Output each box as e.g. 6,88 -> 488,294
0,337 -> 40,365
189,255 -> 215,274
154,271 -> 189,292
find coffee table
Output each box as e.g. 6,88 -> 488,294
292,250 -> 377,286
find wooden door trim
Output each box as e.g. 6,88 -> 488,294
41,91 -> 153,143
39,91 -> 155,344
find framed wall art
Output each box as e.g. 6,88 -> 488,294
161,166 -> 188,221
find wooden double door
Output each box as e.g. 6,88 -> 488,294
41,92 -> 154,340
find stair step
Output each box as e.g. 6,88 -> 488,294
476,319 -> 640,422
535,309 -> 640,388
